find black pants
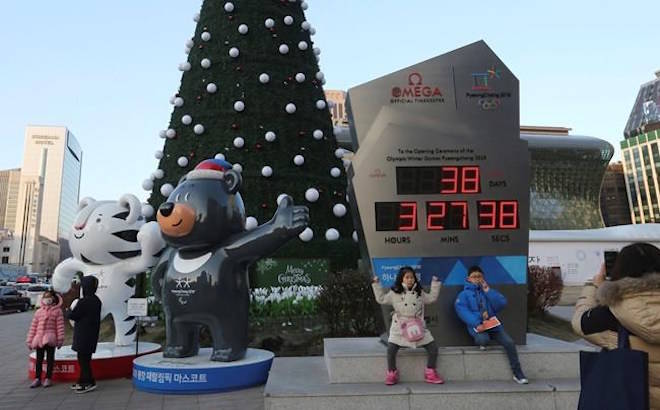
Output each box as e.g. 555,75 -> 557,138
77,352 -> 94,385
387,341 -> 438,371
35,346 -> 55,379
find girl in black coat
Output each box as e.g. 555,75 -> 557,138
68,276 -> 102,393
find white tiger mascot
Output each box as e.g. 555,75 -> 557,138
53,194 -> 165,346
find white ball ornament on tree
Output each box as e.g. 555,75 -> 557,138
333,204 -> 347,218
233,137 -> 245,148
177,157 -> 189,167
353,231 -> 358,243
301,21 -> 311,30
206,83 -> 217,93
285,103 -> 297,114
178,62 -> 191,71
159,130 -> 167,139
154,150 -> 164,159
295,73 -> 306,83
316,71 -> 325,81
174,97 -> 184,107
316,100 -> 327,110
201,58 -> 211,69
153,169 -> 165,179
299,227 -> 313,242
259,73 -> 270,84
160,183 -> 174,197
234,101 -> 245,112
313,47 -> 321,56
201,32 -> 211,41
185,39 -> 194,48
261,166 -> 273,178
283,16 -> 294,25
193,13 -> 200,22
232,163 -> 243,173
142,179 -> 154,191
293,155 -> 305,166
184,47 -> 191,55
310,27 -> 317,35
193,124 -> 205,135
279,44 -> 289,55
343,158 -> 351,168
245,217 -> 258,231
313,129 -> 324,140
330,167 -> 341,178
229,47 -> 240,58
305,188 -> 320,203
298,41 -> 308,51
224,2 -> 235,12
335,148 -> 345,159
182,115 -> 192,125
276,194 -> 289,205
325,228 -> 340,241
265,131 -> 276,142
301,1 -> 309,10
215,153 -> 225,161
238,24 -> 248,34
142,204 -> 155,219
166,129 -> 176,139
265,18 -> 275,28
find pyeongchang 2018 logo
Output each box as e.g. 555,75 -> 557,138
391,72 -> 445,105
466,65 -> 512,111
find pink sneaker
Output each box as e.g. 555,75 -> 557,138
29,379 -> 41,388
385,369 -> 399,385
42,379 -> 52,388
424,368 -> 445,384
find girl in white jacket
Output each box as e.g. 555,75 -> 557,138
372,266 -> 443,385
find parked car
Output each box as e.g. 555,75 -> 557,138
0,286 -> 31,312
26,284 -> 50,308
14,283 -> 30,297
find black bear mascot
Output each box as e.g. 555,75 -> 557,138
151,159 -> 309,362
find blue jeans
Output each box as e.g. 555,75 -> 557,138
472,328 -> 522,374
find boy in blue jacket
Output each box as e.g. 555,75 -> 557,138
454,265 -> 528,384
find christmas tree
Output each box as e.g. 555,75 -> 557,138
146,0 -> 358,274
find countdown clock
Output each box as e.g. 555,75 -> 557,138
346,41 -> 530,345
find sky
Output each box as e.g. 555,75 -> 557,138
1,0 -> 658,201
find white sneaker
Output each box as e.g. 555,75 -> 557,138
513,375 -> 529,384
479,345 -> 487,351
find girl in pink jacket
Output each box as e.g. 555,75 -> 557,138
26,290 -> 65,388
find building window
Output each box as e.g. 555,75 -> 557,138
1,257 -> 7,264
2,247 -> 8,252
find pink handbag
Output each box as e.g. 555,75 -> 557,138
400,316 -> 425,342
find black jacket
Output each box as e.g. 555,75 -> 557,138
68,276 -> 102,354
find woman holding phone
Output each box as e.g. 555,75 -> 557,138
572,242 -> 660,409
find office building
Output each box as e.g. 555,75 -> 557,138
621,70 -> 660,223
11,126 -> 82,271
0,168 -> 21,231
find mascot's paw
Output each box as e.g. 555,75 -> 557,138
52,272 -> 72,294
163,345 -> 197,358
137,221 -> 166,257
273,196 -> 310,237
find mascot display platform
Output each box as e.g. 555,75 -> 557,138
133,348 -> 274,394
28,342 -> 161,382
